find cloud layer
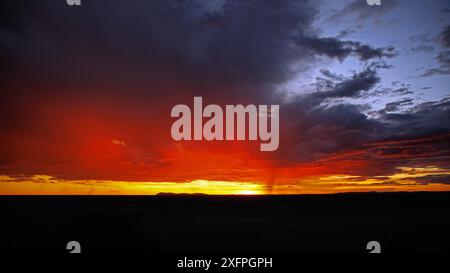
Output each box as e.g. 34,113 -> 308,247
0,0 -> 448,189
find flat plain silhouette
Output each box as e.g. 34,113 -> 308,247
0,192 -> 449,253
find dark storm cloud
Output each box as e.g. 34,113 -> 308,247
0,0 -> 400,92
320,67 -> 380,98
413,174 -> 450,185
0,0 -> 398,131
378,98 -> 414,114
296,36 -> 397,61
312,66 -> 382,101
280,101 -> 382,165
0,0 -> 322,90
319,69 -> 344,81
386,98 -> 450,136
277,65 -> 385,164
276,64 -> 450,174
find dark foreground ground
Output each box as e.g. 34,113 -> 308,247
0,192 -> 449,254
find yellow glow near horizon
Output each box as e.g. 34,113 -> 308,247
0,166 -> 449,195
234,190 -> 260,195
0,176 -> 265,195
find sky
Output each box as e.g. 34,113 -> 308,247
0,0 -> 449,195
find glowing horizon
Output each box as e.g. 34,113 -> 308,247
1,166 -> 449,195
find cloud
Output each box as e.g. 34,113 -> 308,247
327,0 -> 401,23
0,0 -> 448,185
319,67 -> 381,98
440,25 -> 450,48
274,68 -> 450,176
296,36 -> 397,61
275,65 -> 386,165
0,0 -> 398,100
0,0 -> 321,89
420,25 -> 450,77
414,174 -> 450,185
378,98 -> 414,114
0,0 -> 325,180
409,32 -> 436,53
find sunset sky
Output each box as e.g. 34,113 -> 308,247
0,0 -> 449,194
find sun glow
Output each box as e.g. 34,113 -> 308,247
234,190 -> 261,195
1,165 -> 449,195
0,176 -> 265,195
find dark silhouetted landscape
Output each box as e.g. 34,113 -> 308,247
1,192 -> 449,254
